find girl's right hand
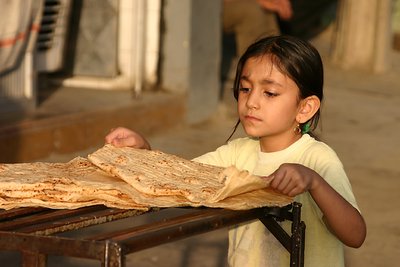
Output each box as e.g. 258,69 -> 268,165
105,127 -> 151,150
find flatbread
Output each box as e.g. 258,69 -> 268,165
88,145 -> 271,203
205,188 -> 293,210
0,145 -> 293,211
209,165 -> 272,202
89,145 -> 223,202
0,157 -> 148,210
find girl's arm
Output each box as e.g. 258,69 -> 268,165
268,163 -> 367,248
105,127 -> 151,149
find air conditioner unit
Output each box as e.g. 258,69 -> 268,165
36,0 -> 72,72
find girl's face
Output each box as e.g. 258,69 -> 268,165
237,55 -> 303,152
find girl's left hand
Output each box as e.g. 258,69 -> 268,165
267,164 -> 367,248
266,163 -> 319,197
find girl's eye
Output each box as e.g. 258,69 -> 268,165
239,87 -> 250,93
263,91 -> 278,97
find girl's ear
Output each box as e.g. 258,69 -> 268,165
297,96 -> 320,123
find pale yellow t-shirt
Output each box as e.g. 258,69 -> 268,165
193,134 -> 360,267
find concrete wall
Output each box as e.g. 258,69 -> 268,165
71,0 -> 119,77
161,0 -> 222,124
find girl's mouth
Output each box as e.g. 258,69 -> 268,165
244,115 -> 262,122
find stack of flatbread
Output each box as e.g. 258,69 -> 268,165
0,145 -> 292,210
0,157 -> 148,210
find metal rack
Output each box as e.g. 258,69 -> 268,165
0,203 -> 305,267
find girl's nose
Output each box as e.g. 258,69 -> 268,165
246,90 -> 260,110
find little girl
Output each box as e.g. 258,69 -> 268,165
105,35 -> 366,267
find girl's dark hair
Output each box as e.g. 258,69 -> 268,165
228,35 -> 324,141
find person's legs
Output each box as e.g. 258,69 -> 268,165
221,0 -> 280,100
223,0 -> 280,56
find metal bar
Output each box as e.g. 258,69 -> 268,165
263,205 -> 294,221
299,222 -> 305,267
0,231 -> 105,261
16,208 -> 146,235
259,216 -> 292,251
21,251 -> 47,267
103,240 -> 124,267
258,203 -> 305,267
290,203 -> 305,267
109,208 -> 266,254
0,206 -> 106,231
0,207 -> 48,222
0,206 -> 147,236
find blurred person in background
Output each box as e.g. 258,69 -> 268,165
221,0 -> 293,94
278,0 -> 338,40
221,0 -> 337,98
223,0 -> 293,57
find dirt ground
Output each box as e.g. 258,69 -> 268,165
2,36 -> 399,267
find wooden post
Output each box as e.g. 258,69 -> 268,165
331,0 -> 392,72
